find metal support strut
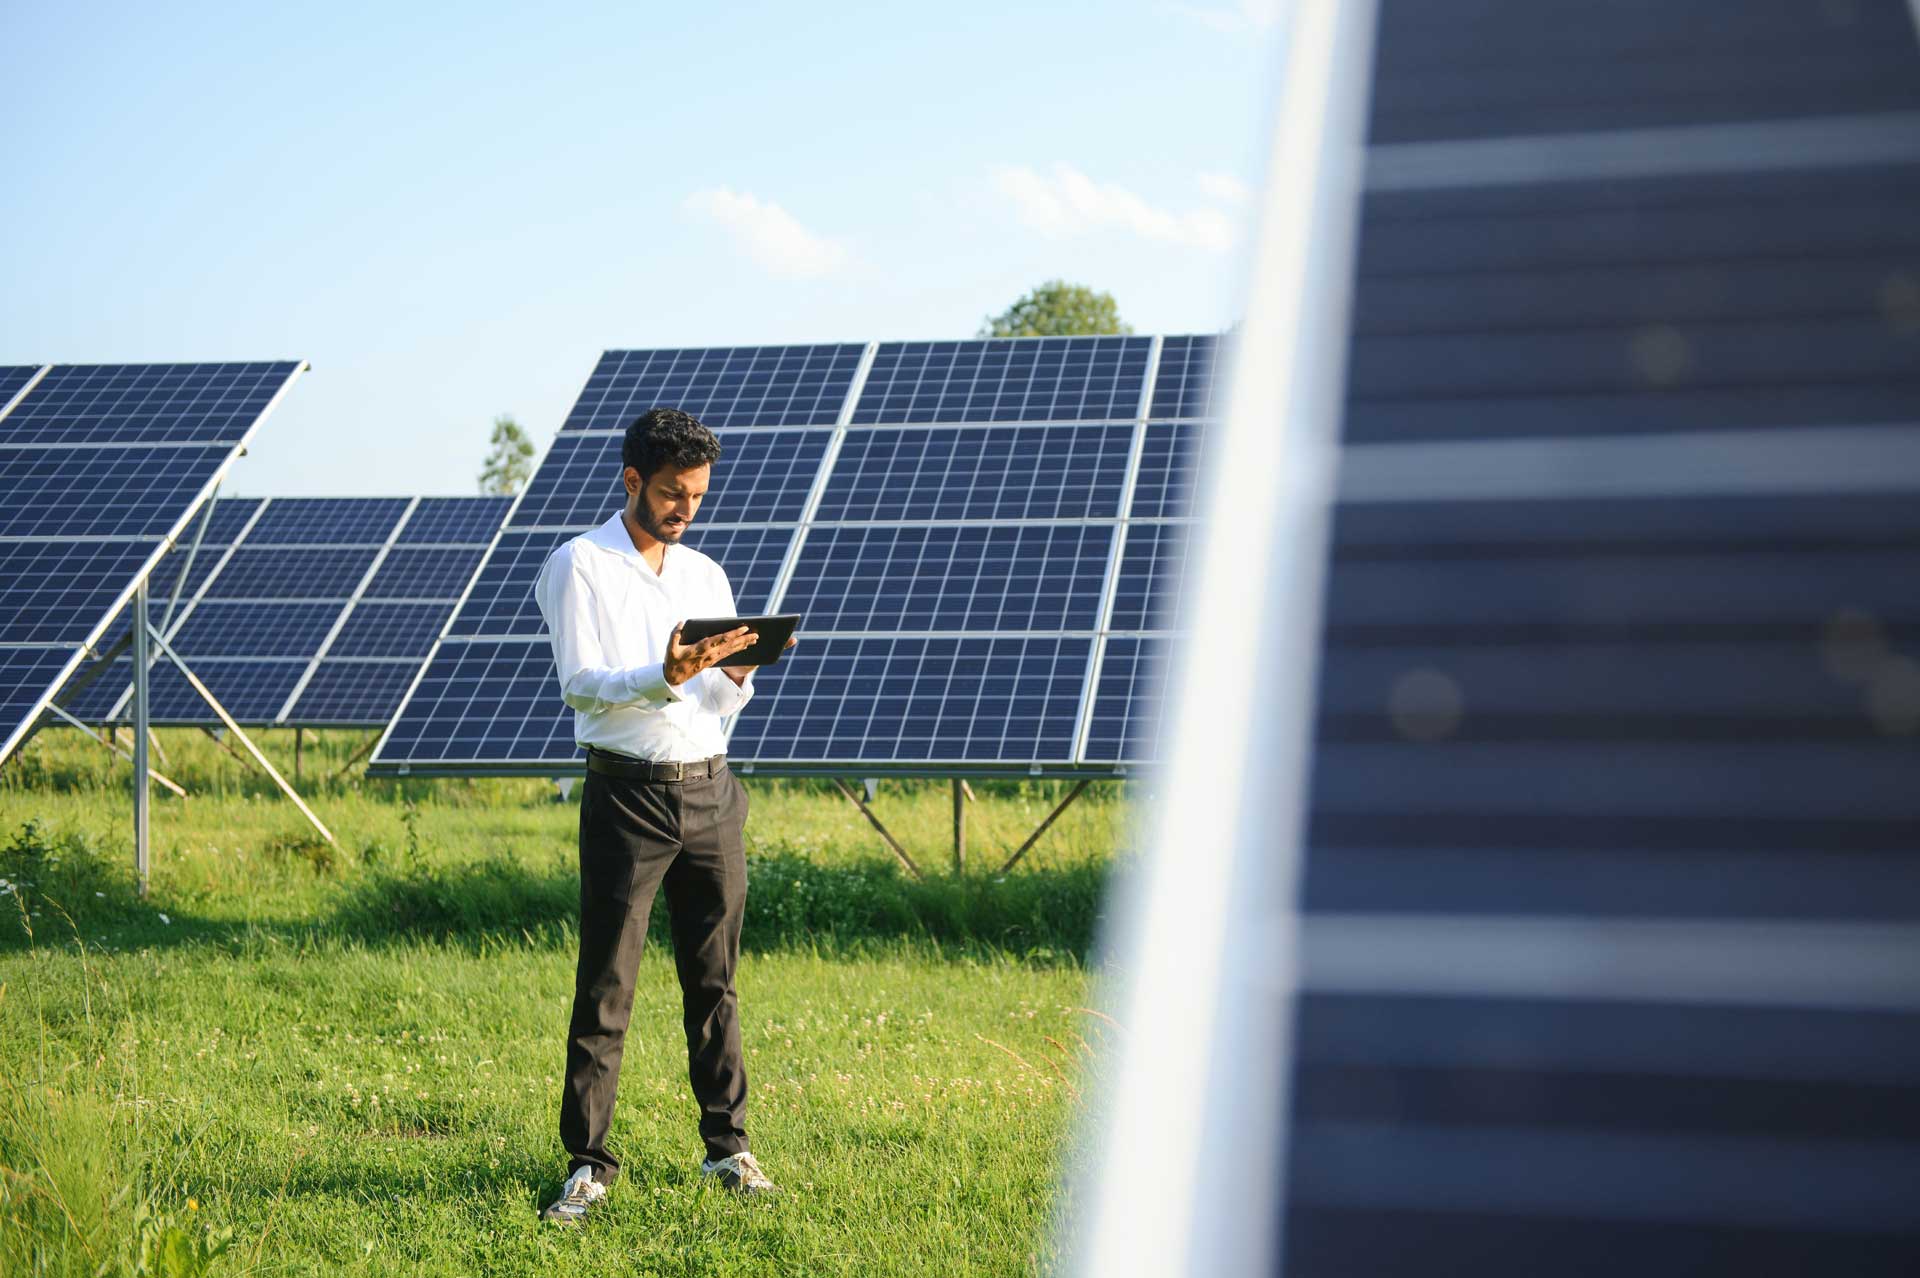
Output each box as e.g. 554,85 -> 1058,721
142,625 -> 334,847
831,778 -> 923,879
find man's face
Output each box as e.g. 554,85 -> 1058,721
625,461 -> 710,544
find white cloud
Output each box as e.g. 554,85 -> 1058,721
1169,0 -> 1280,33
1197,170 -> 1252,205
993,163 -> 1236,253
682,187 -> 848,279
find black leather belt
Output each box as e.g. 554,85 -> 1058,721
584,747 -> 727,783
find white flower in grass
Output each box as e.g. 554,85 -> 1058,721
158,913 -> 171,925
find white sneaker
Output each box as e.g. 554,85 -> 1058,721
700,1150 -> 778,1195
539,1165 -> 607,1223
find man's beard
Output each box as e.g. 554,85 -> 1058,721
633,503 -> 687,543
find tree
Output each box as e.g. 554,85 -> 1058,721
477,414 -> 536,496
978,280 -> 1132,338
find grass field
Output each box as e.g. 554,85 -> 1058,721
1,727 -> 1131,1277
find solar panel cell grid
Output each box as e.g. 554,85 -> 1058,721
363,547 -> 489,600
0,362 -> 301,445
444,530 -> 573,637
206,547 -> 378,599
245,497 -> 409,545
327,602 -> 454,658
561,345 -> 864,431
1130,424 -> 1207,521
782,524 -> 1113,633
0,366 -> 42,407
0,649 -> 78,736
1108,523 -> 1195,633
726,635 -> 1092,764
171,601 -> 348,659
395,496 -> 511,544
816,424 -> 1134,522
1081,635 -> 1169,764
509,430 -> 829,529
1148,335 -> 1224,419
287,660 -> 425,723
852,338 -> 1151,424
0,543 -> 158,645
0,446 -> 231,538
375,640 -> 575,764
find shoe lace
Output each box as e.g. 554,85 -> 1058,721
731,1153 -> 769,1186
563,1174 -> 600,1205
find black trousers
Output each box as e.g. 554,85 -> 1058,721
560,763 -> 751,1182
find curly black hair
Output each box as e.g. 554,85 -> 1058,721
622,407 -> 722,480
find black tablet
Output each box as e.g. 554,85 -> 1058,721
676,615 -> 801,667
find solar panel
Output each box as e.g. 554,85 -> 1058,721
209,546 -> 380,599
289,660 -> 429,724
1148,335 -> 1224,419
816,425 -> 1135,522
562,345 -> 865,431
508,430 -> 830,529
851,337 -> 1151,424
0,365 -> 42,409
725,636 -> 1094,765
396,495 -> 513,544
375,639 -> 573,764
172,602 -> 346,659
0,445 -> 236,538
327,601 -> 453,658
0,362 -> 304,445
0,543 -> 159,644
1106,522 -> 1194,633
0,361 -> 304,764
782,524 -> 1113,633
364,547 -> 491,599
1080,635 -> 1168,765
246,497 -> 411,545
1129,423 -> 1206,521
1077,2 -> 1920,1271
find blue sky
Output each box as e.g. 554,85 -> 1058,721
1,1 -> 1279,497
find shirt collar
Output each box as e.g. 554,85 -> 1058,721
586,511 -> 669,576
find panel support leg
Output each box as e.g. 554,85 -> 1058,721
953,779 -> 966,875
831,779 -> 923,880
330,731 -> 381,780
45,705 -> 187,797
294,726 -> 303,780
147,626 -> 333,845
133,583 -> 151,898
996,780 -> 1092,875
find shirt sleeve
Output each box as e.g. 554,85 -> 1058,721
695,562 -> 756,718
534,545 -> 687,713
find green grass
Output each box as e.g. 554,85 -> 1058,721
0,727 -> 1134,1277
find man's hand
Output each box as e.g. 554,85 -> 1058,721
719,635 -> 797,686
664,622 -> 759,686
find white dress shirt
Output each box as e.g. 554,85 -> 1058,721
533,512 -> 754,762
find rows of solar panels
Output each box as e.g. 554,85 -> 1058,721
0,361 -> 306,763
369,337 -> 1219,774
57,495 -> 508,727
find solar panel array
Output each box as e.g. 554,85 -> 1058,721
0,362 -> 305,765
369,335 -> 1210,774
63,495 -> 508,727
1263,1 -> 1920,1272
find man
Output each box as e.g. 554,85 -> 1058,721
533,406 -> 792,1224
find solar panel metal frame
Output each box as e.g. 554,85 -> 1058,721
368,336 -> 1222,778
0,362 -> 309,765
